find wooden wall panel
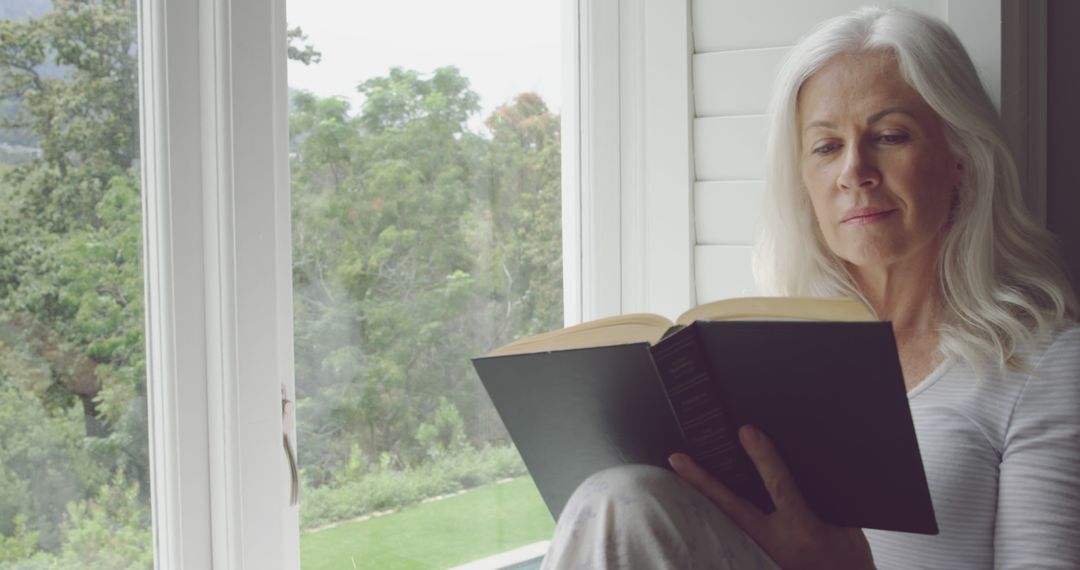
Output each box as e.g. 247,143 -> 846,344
693,47 -> 789,117
693,115 -> 767,181
695,245 -> 759,301
694,181 -> 764,245
691,0 -> 946,52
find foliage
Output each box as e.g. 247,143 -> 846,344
0,0 -> 564,560
55,471 -> 152,570
0,517 -> 38,564
0,381 -> 103,552
0,554 -> 59,570
299,445 -> 528,531
0,0 -> 144,475
291,72 -> 562,485
0,0 -> 139,232
480,92 -> 564,338
287,26 -> 322,66
0,98 -> 39,149
0,472 -> 154,570
415,397 -> 468,460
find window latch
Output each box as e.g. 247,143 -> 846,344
282,384 -> 300,506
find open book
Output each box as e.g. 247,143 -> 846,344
472,297 -> 938,534
486,297 -> 877,356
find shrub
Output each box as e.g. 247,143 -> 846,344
0,516 -> 38,564
414,398 -> 468,460
300,445 -> 527,530
56,471 -> 152,570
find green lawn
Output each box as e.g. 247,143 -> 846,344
300,477 -> 555,570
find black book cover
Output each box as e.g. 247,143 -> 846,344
471,320 -> 938,535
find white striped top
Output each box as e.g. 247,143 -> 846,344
865,323 -> 1080,569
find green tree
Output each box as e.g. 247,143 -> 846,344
0,0 -> 138,232
290,71 -> 563,487
0,0 -> 142,453
0,0 -> 324,557
291,66 -> 485,479
415,397 -> 468,460
286,26 -> 322,66
0,516 -> 39,564
0,381 -> 102,553
0,27 -> 144,544
477,92 -> 563,342
56,471 -> 151,570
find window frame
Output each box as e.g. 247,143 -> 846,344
139,0 -> 298,567
570,0 -> 621,324
141,0 -> 580,567
576,0 -> 696,322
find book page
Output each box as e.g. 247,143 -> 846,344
486,313 -> 673,357
676,296 -> 875,326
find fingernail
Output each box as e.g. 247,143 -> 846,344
668,453 -> 687,470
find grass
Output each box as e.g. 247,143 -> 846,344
299,477 -> 555,570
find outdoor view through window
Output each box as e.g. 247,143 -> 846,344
287,1 -> 563,568
0,0 -> 153,568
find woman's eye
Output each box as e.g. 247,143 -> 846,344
812,143 -> 839,155
877,132 -> 909,144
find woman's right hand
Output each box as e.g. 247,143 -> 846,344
670,425 -> 875,570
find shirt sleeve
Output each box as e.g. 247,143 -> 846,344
994,326 -> 1080,569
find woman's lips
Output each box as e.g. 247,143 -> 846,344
842,208 -> 898,225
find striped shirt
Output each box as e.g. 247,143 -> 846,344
865,324 -> 1080,569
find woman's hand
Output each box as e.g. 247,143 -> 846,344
669,425 -> 875,570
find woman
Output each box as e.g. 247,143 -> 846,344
542,7 -> 1079,569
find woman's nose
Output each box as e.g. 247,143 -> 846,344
836,144 -> 881,191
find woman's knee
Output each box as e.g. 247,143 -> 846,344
562,464 -> 751,544
574,464 -> 694,503
547,465 -> 777,569
560,463 -> 707,528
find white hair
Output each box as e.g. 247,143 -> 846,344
754,6 -> 1077,370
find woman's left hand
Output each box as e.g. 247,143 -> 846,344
669,424 -> 875,570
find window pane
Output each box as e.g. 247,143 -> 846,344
286,1 -> 562,567
0,0 -> 152,568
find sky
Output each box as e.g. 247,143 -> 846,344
285,0 -> 563,133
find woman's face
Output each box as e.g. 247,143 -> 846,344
797,50 -> 962,272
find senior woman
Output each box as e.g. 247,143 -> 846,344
541,6 -> 1079,570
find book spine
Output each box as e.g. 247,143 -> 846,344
652,326 -> 774,513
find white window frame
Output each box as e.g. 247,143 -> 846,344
566,0 -> 619,324
139,0 -> 298,567
571,0 -> 695,324
138,0 -> 669,557
142,0 -> 585,567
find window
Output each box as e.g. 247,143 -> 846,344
284,1 -> 563,567
134,0 -> 587,567
0,0 -> 153,567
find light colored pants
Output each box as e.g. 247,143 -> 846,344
541,465 -> 782,570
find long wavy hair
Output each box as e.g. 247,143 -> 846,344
753,6 -> 1077,370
